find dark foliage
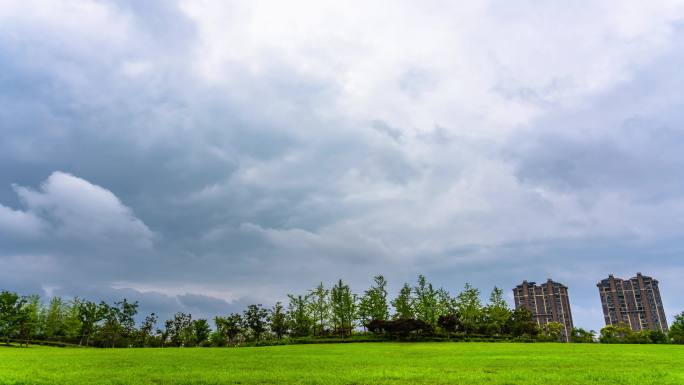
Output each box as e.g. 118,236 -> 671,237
370,318 -> 434,338
438,314 -> 462,334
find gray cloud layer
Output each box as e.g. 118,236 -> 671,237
2,1 -> 684,329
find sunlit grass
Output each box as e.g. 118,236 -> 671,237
1,342 -> 683,384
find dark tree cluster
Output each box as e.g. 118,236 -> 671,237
368,319 -> 433,337
2,276 -> 683,347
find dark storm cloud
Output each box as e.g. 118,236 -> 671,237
0,0 -> 411,297
2,1 -> 684,331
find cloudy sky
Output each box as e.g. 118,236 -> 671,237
2,0 -> 684,331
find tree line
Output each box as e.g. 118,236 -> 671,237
1,275 -> 683,347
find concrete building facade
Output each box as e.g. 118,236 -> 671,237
513,279 -> 574,342
597,273 -> 668,332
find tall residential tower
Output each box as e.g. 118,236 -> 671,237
513,279 -> 574,342
597,273 -> 668,332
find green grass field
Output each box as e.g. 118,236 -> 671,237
1,343 -> 683,384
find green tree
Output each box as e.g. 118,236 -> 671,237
570,327 -> 595,343
214,313 -> 243,345
391,283 -> 414,319
540,321 -> 564,342
159,319 -> 172,347
0,291 -> 24,344
63,299 -> 83,342
43,297 -> 66,341
412,275 -> 438,327
435,288 -> 454,319
193,319 -> 211,346
308,283 -> 330,336
138,313 -> 158,347
483,287 -> 511,336
98,301 -> 122,348
507,307 -> 538,337
454,283 -> 482,334
115,299 -> 138,346
269,302 -> 288,340
286,294 -> 312,337
167,312 -> 193,347
330,279 -> 356,337
76,299 -> 102,346
670,311 -> 684,344
243,304 -> 269,341
642,330 -> 668,344
358,275 -> 390,327
17,295 -> 41,346
599,323 -> 632,344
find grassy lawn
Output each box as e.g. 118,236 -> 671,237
1,342 -> 683,384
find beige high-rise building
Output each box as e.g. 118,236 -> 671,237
597,273 -> 668,332
513,279 -> 574,342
